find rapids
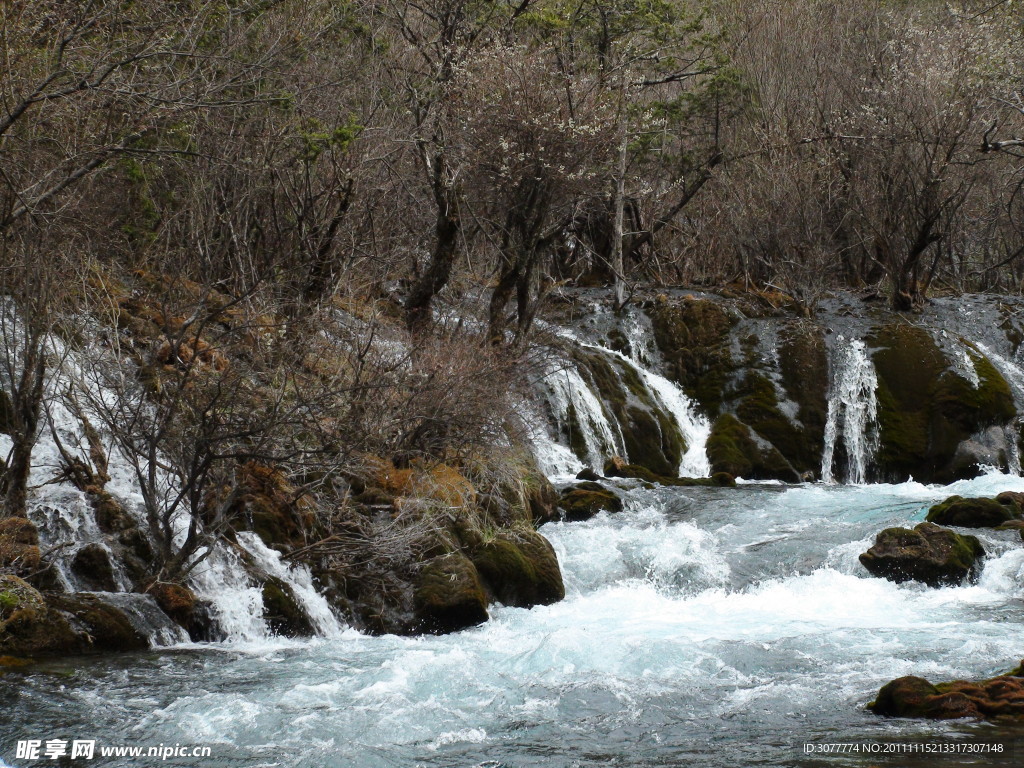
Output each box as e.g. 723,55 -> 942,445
4,473 -> 1024,767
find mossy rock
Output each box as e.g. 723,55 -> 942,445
925,496 -> 1020,528
648,296 -> 737,416
870,324 -> 1017,482
576,350 -> 684,477
602,460 -> 736,488
1,578 -> 148,657
148,583 -> 197,628
858,522 -> 984,587
556,484 -> 623,521
869,670 -> 1024,720
778,323 -> 828,468
732,371 -> 814,474
706,413 -> 799,482
86,486 -> 136,533
261,576 -> 315,637
471,530 -> 565,608
413,553 -> 488,634
71,544 -> 118,592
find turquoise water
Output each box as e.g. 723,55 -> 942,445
4,474 -> 1024,767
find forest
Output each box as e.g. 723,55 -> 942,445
2,0 -> 1024,592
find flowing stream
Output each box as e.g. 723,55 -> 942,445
5,472 -> 1024,767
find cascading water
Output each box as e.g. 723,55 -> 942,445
595,344 -> 711,477
536,360 -> 627,471
821,336 -> 879,484
9,472 -> 1024,768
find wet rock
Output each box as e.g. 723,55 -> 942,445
859,522 -> 984,587
706,413 -> 800,482
71,544 -> 118,592
147,582 -> 208,639
869,665 -> 1024,720
261,576 -> 315,637
996,491 -> 1024,508
602,460 -> 736,487
925,495 -> 1019,528
471,530 -> 565,608
0,576 -> 148,657
556,483 -> 623,521
413,553 -> 488,634
576,467 -> 601,481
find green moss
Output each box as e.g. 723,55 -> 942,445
706,413 -> 798,482
870,324 -> 1018,482
556,485 -> 623,521
413,553 -> 488,634
778,324 -> 828,467
261,577 -> 315,637
925,495 -> 1019,528
471,531 -> 564,608
648,297 -> 736,415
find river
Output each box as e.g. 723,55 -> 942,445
5,473 -> 1024,767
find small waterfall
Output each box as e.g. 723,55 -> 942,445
821,337 -> 879,484
597,346 -> 711,478
237,532 -> 346,638
537,362 -> 626,470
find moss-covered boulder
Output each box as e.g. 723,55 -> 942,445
858,522 -> 985,587
602,459 -> 736,487
0,576 -> 148,657
471,530 -> 565,608
556,483 -> 623,521
778,323 -> 829,471
870,324 -> 1016,483
413,553 -> 488,634
147,582 -> 206,639
926,496 -> 1020,528
648,295 -> 737,415
706,413 -> 799,482
869,665 -> 1024,720
261,576 -> 315,637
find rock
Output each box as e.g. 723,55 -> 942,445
602,461 -> 736,487
858,522 -> 985,587
556,483 -> 623,521
576,467 -> 601,481
603,456 -> 627,475
261,577 -> 315,637
471,530 -> 565,608
926,495 -> 1019,528
413,553 -> 488,634
869,665 -> 1024,720
0,576 -> 149,657
71,544 -> 118,592
996,491 -> 1024,508
0,517 -> 41,577
706,413 -> 800,482
148,583 -> 199,632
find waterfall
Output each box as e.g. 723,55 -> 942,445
821,337 -> 879,484
598,346 -> 712,478
537,362 -> 626,470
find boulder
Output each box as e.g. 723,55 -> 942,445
471,530 -> 565,608
858,522 -> 985,587
148,582 -> 212,640
576,467 -> 601,482
869,665 -> 1024,720
413,553 -> 488,634
556,483 -> 623,521
603,460 -> 737,487
261,577 -> 315,637
925,495 -> 1019,528
71,544 -> 118,592
0,576 -> 148,658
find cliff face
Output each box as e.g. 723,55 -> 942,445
534,291 -> 1024,485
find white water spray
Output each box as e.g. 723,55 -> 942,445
821,337 -> 879,484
